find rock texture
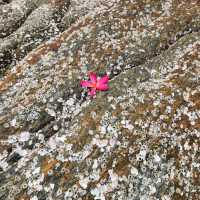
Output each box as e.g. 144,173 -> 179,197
0,0 -> 199,200
0,0 -> 70,75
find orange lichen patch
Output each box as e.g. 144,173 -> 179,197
134,101 -> 154,116
0,141 -> 12,153
0,66 -> 21,91
26,46 -> 52,65
61,162 -> 74,177
159,86 -> 172,96
59,16 -> 93,42
194,119 -> 200,129
96,169 -> 109,185
190,92 -> 200,109
167,73 -> 189,88
115,159 -> 130,177
182,51 -> 200,66
112,106 -> 123,118
166,148 -> 180,166
81,115 -> 96,129
9,88 -> 43,113
48,40 -> 62,51
41,156 -> 60,176
59,162 -> 79,188
171,98 -> 184,112
26,39 -> 62,65
177,115 -> 191,129
0,70 -> 22,92
128,99 -> 156,123
155,1 -> 199,26
26,50 -> 47,65
192,169 -> 200,186
17,194 -> 30,200
87,158 -> 113,188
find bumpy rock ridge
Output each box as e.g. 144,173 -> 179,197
0,0 -> 69,74
0,0 -> 199,200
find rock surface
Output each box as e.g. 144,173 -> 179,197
0,0 -> 199,200
0,0 -> 70,75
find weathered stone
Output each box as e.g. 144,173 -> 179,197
0,0 -> 199,139
0,30 -> 199,200
0,0 -> 199,200
0,0 -> 70,74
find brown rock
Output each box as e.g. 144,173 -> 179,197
0,1 -> 199,200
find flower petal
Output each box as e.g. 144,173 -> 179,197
96,83 -> 109,91
88,88 -> 96,96
80,80 -> 92,88
98,75 -> 109,84
89,72 -> 97,82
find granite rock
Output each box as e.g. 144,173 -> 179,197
0,0 -> 199,199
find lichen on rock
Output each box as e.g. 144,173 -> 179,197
0,0 -> 199,200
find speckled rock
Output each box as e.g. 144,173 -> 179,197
0,0 -> 199,138
0,0 -> 70,74
0,0 -> 200,200
0,31 -> 199,200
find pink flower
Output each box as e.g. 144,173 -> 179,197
80,72 -> 109,97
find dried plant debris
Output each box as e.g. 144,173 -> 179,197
0,0 -> 199,200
